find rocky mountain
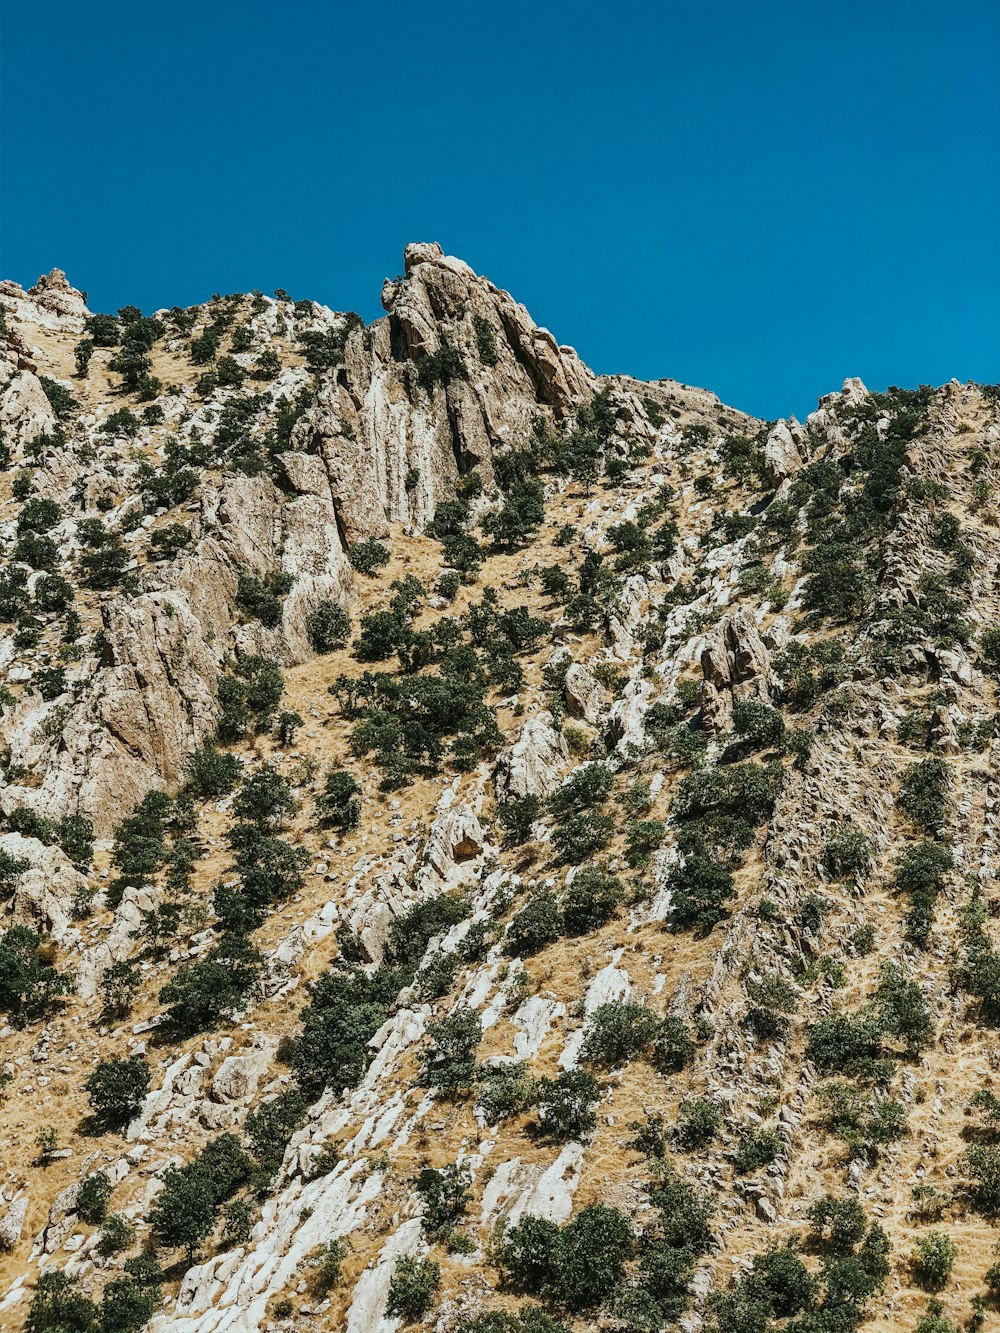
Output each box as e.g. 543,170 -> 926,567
0,245 -> 998,1333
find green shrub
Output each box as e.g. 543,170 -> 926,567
0,926 -> 74,1023
147,1167 -> 216,1262
415,1162 -> 471,1239
814,1080 -> 907,1150
315,769 -> 362,831
97,1212 -> 134,1256
624,818 -> 667,866
822,824 -> 876,879
807,1195 -> 868,1253
25,1271 -> 96,1333
235,571 -> 292,627
745,973 -> 800,1040
39,376 -> 77,419
217,655 -> 284,740
499,1205 -> 634,1311
550,812 -> 613,864
734,1128 -> 782,1175
387,1255 -> 440,1320
672,1097 -> 722,1149
421,1006 -> 481,1094
506,891 -> 563,957
158,934 -> 263,1034
898,758 -> 951,831
580,1002 -> 660,1066
84,1056 -> 150,1129
76,1172 -> 113,1224
548,763 -> 612,816
652,1014 -> 696,1071
727,700 -> 786,754
97,1274 -> 159,1332
349,539 -> 390,574
233,764 -> 296,827
306,600 -> 351,652
534,1069 -> 600,1141
911,1232 -> 957,1292
667,854 -> 734,934
476,1063 -> 537,1125
474,315 -> 499,365
962,1144 -> 1000,1215
562,866 -> 623,935
497,795 -> 542,847
183,742 -> 244,797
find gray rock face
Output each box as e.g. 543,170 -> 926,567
289,240 -> 594,535
495,713 -> 569,802
0,246 -> 597,831
762,417 -> 810,484
701,609 -> 776,735
0,832 -> 87,940
0,1193 -> 28,1251
563,663 -> 608,725
1,590 -> 222,833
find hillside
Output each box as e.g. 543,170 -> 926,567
0,246 -> 998,1333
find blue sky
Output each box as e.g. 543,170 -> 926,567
3,0 -> 997,420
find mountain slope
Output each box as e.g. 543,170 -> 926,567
0,249 -> 998,1333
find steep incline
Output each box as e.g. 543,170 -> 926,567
0,250 -> 998,1333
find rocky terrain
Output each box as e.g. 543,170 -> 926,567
0,245 -> 998,1333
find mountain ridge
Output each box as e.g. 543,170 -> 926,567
0,246 -> 998,1333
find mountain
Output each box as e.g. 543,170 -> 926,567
0,245 -> 997,1333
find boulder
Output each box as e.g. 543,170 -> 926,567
0,832 -> 86,940
0,1193 -> 28,1250
563,663 -> 608,724
701,610 -> 776,735
495,714 -> 568,802
762,417 -> 810,484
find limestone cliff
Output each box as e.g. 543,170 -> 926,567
0,249 -> 997,1333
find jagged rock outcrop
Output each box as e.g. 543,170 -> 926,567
1,591 -> 222,833
762,416 -> 810,484
701,608 -> 777,735
289,241 -> 594,535
563,662 -> 608,725
0,833 -> 87,940
495,713 -> 569,802
0,1194 -> 28,1251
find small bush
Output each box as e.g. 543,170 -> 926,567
534,1069 -> 600,1141
562,866 -> 623,935
898,758 -> 951,832
315,769 -> 362,831
76,1172 -> 113,1224
306,600 -> 351,652
734,1128 -> 782,1174
349,539 -> 390,574
652,1014 -> 696,1071
667,854 -> 734,934
911,1232 -> 957,1292
506,891 -> 563,957
822,824 -> 876,879
85,1056 -> 150,1129
672,1097 -> 722,1149
183,742 -> 244,797
421,1006 -> 481,1094
97,1212 -> 134,1257
387,1255 -> 440,1321
580,1002 -> 660,1066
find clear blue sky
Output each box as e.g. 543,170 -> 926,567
3,0 -> 998,420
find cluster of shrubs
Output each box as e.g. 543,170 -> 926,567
495,1165 -> 713,1327
707,1195 -> 890,1333
330,583 -> 551,787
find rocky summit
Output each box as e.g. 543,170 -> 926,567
0,245 -> 998,1333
